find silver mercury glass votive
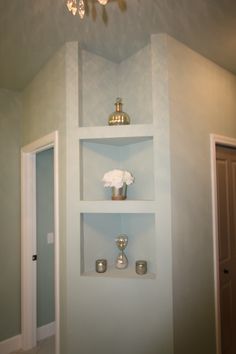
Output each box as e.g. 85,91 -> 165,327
95,259 -> 107,273
135,260 -> 147,275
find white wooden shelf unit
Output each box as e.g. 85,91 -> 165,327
78,123 -> 157,279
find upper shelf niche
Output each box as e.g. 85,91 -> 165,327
79,43 -> 153,127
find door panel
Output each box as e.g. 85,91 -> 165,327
231,162 -> 236,256
216,145 -> 236,354
216,159 -> 231,262
221,281 -> 233,354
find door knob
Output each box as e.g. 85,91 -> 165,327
223,269 -> 229,274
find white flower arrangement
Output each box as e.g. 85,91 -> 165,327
102,169 -> 134,189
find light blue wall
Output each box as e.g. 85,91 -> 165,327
22,43 -> 68,351
81,45 -> 152,127
36,148 -> 55,328
0,90 -> 21,341
81,50 -> 117,127
66,42 -> 174,354
166,35 -> 236,354
2,34 -> 236,354
118,44 -> 153,125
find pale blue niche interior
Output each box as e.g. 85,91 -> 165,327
80,45 -> 153,127
80,139 -> 154,201
80,213 -> 156,276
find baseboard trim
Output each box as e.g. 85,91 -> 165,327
0,334 -> 21,354
0,323 -> 55,354
37,322 -> 55,341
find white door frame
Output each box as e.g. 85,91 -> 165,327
21,131 -> 60,354
210,133 -> 236,354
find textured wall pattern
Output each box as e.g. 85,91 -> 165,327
0,90 -> 21,341
168,35 -> 236,354
81,44 -> 152,126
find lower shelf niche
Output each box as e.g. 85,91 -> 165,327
80,213 -> 156,278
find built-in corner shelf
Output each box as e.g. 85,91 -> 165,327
78,122 -> 157,278
78,46 -> 157,279
82,268 -> 156,279
79,201 -> 156,213
77,124 -> 154,145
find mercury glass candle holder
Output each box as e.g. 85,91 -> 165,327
95,259 -> 107,273
135,260 -> 147,275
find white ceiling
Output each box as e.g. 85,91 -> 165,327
1,0 -> 236,90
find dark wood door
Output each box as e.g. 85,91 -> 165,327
216,145 -> 236,354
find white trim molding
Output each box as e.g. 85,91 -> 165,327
210,134 -> 236,354
37,322 -> 55,341
0,335 -> 21,354
21,131 -> 60,354
21,150 -> 37,349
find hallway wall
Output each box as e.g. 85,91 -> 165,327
21,42 -> 71,354
0,90 -> 21,341
166,35 -> 236,354
2,35 -> 236,354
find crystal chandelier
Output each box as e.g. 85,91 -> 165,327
67,0 -> 109,18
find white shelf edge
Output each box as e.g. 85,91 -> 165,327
82,268 -> 156,279
77,124 -> 154,141
79,200 -> 156,213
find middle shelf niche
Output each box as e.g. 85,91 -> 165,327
79,136 -> 154,201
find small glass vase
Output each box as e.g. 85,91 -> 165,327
111,185 -> 127,200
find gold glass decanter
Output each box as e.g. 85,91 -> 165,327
108,98 -> 130,125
